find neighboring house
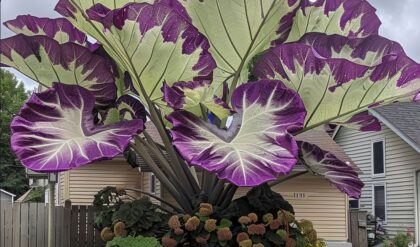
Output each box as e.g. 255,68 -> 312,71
162,129 -> 356,245
334,102 -> 420,244
0,189 -> 16,203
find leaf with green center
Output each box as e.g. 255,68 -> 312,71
4,15 -> 88,45
56,1 -> 216,104
253,43 -> 420,131
286,0 -> 381,42
297,33 -> 405,66
167,80 -> 306,186
180,0 -> 300,93
0,34 -> 117,106
11,83 -> 144,172
162,81 -> 230,120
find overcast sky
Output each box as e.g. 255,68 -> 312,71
1,0 -> 420,90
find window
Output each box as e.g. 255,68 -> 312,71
150,174 -> 156,194
372,140 -> 385,176
349,199 -> 359,209
373,184 -> 386,222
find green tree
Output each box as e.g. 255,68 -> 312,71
0,69 -> 30,196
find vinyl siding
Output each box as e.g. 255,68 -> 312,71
236,174 -> 348,241
162,174 -> 348,241
58,159 -> 142,205
335,123 -> 420,236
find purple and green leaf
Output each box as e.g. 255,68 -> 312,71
77,2 -> 216,102
4,15 -> 87,45
286,0 -> 381,42
0,34 -> 117,106
162,81 -> 230,120
167,80 -> 306,186
298,141 -> 363,198
11,83 -> 143,172
297,33 -> 404,66
253,43 -> 420,131
331,112 -> 381,132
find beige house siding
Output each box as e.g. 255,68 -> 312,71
335,123 -> 420,236
140,172 -> 162,205
58,159 -> 142,205
162,174 -> 348,241
235,174 -> 348,241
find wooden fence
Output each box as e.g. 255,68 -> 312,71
0,201 -> 105,247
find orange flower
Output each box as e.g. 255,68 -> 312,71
168,215 -> 181,230
247,224 -> 266,236
204,219 -> 217,232
236,232 -> 250,243
162,236 -> 177,247
185,216 -> 200,231
248,213 -> 258,223
217,227 -> 233,241
238,216 -> 251,225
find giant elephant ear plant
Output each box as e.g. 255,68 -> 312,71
2,0 -> 420,218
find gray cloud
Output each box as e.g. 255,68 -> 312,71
1,0 -> 420,90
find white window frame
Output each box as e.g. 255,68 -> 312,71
371,138 -> 386,178
349,198 -> 360,209
372,182 -> 387,224
150,173 -> 156,195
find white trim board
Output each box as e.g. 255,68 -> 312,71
369,110 -> 420,153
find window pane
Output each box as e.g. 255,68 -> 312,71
373,141 -> 384,174
374,186 -> 386,221
349,199 -> 359,209
151,174 -> 156,193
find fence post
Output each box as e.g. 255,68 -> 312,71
62,200 -> 72,247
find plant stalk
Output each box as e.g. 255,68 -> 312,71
130,141 -> 193,213
125,188 -> 183,213
268,171 -> 309,187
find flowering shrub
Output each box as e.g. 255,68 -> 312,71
163,185 -> 326,247
93,187 -> 169,240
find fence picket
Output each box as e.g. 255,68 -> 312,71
4,203 -> 13,247
12,203 -> 21,247
79,206 -> 87,246
87,206 -> 95,247
36,204 -> 46,247
62,201 -> 71,247
55,206 -> 63,247
0,200 -> 4,247
70,205 -> 79,247
20,203 -> 29,247
28,203 -> 37,247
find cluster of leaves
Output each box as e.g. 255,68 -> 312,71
391,230 -> 415,247
162,185 -> 325,247
93,186 -> 170,239
0,69 -> 29,197
22,186 -> 46,203
105,236 -> 161,247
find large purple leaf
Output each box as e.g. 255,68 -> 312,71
298,33 -> 404,66
253,43 -> 420,131
0,34 -> 116,106
11,83 -> 143,172
298,141 -> 363,198
162,81 -> 230,120
331,111 -> 381,132
78,2 -> 216,102
167,80 -> 306,186
286,0 -> 381,42
4,15 -> 87,45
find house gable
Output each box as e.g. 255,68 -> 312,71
335,123 -> 420,236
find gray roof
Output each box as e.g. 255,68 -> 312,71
370,102 -> 420,153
